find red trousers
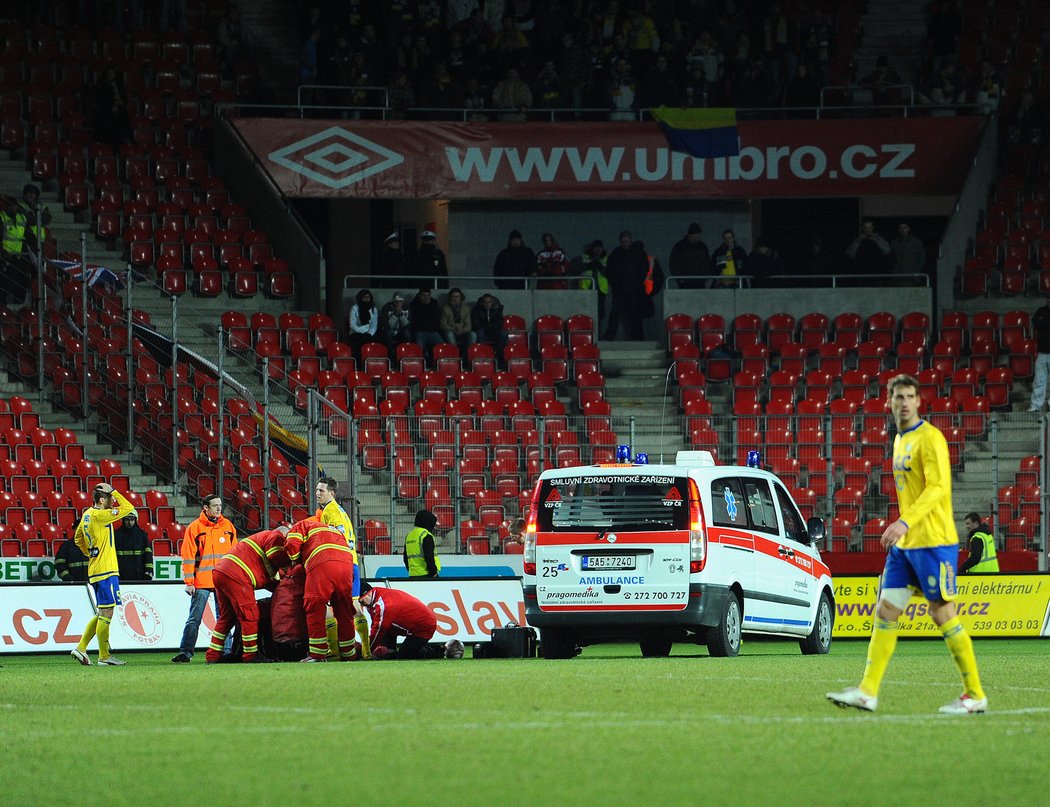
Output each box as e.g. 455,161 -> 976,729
209,569 -> 260,662
303,559 -> 356,659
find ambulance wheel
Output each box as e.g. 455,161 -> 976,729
541,628 -> 577,659
639,636 -> 673,657
707,594 -> 742,657
800,591 -> 834,655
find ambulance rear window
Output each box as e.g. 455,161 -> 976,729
536,474 -> 690,531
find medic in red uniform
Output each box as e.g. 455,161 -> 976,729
359,583 -> 438,659
286,518 -> 359,661
207,527 -> 293,663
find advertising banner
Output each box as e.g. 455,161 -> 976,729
234,117 -> 985,200
0,583 -> 216,653
832,574 -> 1050,638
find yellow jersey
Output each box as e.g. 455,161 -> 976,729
892,420 -> 958,549
73,490 -> 137,583
317,499 -> 357,564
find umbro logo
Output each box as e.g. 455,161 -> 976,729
268,127 -> 405,189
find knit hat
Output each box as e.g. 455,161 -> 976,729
687,222 -> 702,235
420,230 -> 437,239
509,229 -> 522,240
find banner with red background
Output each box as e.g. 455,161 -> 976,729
233,117 -> 985,200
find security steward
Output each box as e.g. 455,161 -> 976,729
959,512 -> 999,573
55,537 -> 90,582
402,509 -> 440,579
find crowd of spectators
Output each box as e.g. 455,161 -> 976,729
295,0 -> 857,118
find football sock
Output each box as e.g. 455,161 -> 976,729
325,617 -> 339,658
96,615 -> 111,660
355,614 -> 371,659
940,616 -> 986,700
77,616 -> 98,652
859,616 -> 898,696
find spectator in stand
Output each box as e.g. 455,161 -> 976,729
570,239 -> 609,329
640,54 -> 679,108
734,53 -> 777,108
173,495 -> 237,663
414,230 -> 448,288
298,26 -> 322,89
969,59 -> 1004,114
441,287 -> 476,352
669,223 -> 711,290
55,537 -> 89,582
846,220 -> 890,275
215,3 -> 251,70
859,55 -> 903,107
746,238 -> 783,288
387,72 -> 416,120
959,513 -> 999,574
622,3 -> 659,74
803,236 -> 836,277
410,287 -> 446,361
584,38 -> 609,109
464,76 -> 490,121
890,223 -> 926,282
346,288 -> 379,358
375,231 -> 407,288
608,57 -> 638,121
686,31 -> 724,90
533,60 -> 565,110
493,229 -> 536,289
1029,292 -> 1050,413
919,60 -> 967,113
603,230 -> 648,341
92,66 -> 131,149
535,232 -> 570,289
785,63 -> 821,112
114,511 -> 153,581
419,61 -> 465,119
506,517 -> 527,545
762,3 -> 797,98
471,293 -> 506,352
710,228 -> 747,288
492,66 -> 533,121
559,31 -> 591,117
379,292 -> 412,351
492,16 -> 530,72
714,0 -> 748,55
1002,90 -> 1046,148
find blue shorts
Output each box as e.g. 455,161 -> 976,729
92,575 -> 121,608
352,564 -> 360,598
883,544 -> 958,602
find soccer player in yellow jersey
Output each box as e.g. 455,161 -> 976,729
71,482 -> 136,666
315,477 -> 370,658
828,374 -> 987,714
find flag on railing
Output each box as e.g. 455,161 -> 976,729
649,107 -> 740,158
252,411 -> 310,470
49,258 -> 126,291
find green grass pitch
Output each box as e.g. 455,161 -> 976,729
2,639 -> 1047,807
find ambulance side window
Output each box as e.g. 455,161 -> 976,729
709,477 -> 746,528
741,479 -> 778,535
774,484 -> 808,544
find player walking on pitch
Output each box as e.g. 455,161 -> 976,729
827,374 -> 987,714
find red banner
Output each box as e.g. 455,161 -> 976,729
233,117 -> 985,200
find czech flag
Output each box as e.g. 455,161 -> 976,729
650,107 -> 740,158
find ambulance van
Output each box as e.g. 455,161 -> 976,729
522,451 -> 835,659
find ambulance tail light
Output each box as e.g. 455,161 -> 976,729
688,478 -> 707,573
523,481 -> 541,575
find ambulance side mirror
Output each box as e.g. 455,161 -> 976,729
806,517 -> 826,546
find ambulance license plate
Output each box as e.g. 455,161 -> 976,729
581,555 -> 636,570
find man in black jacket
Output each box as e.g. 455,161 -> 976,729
114,512 -> 154,581
492,230 -> 536,289
471,293 -> 506,352
410,287 -> 446,362
669,222 -> 710,290
55,538 -> 89,582
603,230 -> 648,341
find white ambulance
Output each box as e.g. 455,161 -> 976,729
522,451 -> 835,659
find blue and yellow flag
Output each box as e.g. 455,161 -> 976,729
252,411 -> 310,469
650,107 -> 740,158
